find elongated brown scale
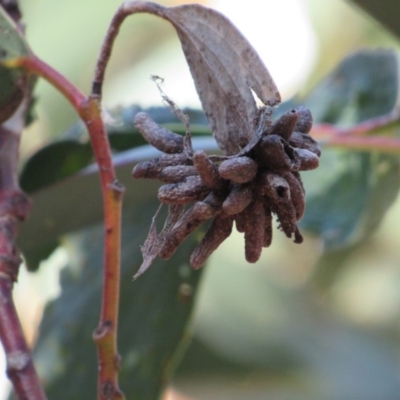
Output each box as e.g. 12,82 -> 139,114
263,204 -> 273,247
159,165 -> 198,183
293,226 -> 304,244
132,153 -> 190,179
281,172 -> 305,220
294,106 -> 313,134
234,211 -> 247,233
222,184 -> 253,215
243,197 -> 265,263
258,172 -> 297,239
289,132 -> 321,157
157,153 -> 191,167
295,148 -> 319,171
132,160 -> 162,179
190,214 -> 234,269
218,156 -> 258,184
193,150 -> 226,190
291,171 -> 305,194
134,111 -> 184,154
160,201 -> 217,260
158,175 -> 210,204
271,109 -> 299,141
255,135 -> 300,171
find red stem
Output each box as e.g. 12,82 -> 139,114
0,271 -> 47,400
323,134 -> 400,153
310,108 -> 400,153
0,119 -> 46,400
11,55 -> 126,399
92,1 -> 165,96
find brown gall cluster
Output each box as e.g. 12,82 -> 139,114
133,107 -> 321,270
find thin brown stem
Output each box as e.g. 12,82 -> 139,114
0,116 -> 46,400
310,107 -> 400,153
8,55 -> 126,399
80,98 -> 125,400
324,134 -> 400,153
0,6 -> 48,397
312,108 -> 400,138
0,271 -> 46,400
92,1 -> 166,97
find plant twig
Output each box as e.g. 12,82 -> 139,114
311,107 -> 400,153
321,134 -> 400,153
0,3 -> 49,397
8,55 -> 126,399
0,105 -> 47,399
80,98 -> 125,400
92,1 -> 165,97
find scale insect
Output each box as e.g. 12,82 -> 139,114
130,3 -> 321,277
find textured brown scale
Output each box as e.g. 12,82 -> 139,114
289,132 -> 321,157
281,171 -> 305,220
263,204 -> 273,248
242,197 -> 266,263
222,184 -> 253,215
134,112 -> 184,154
160,201 -> 215,259
295,148 -> 320,171
159,165 -> 198,183
193,150 -> 225,190
158,175 -> 210,204
270,109 -> 299,141
218,156 -> 258,183
294,106 -> 313,134
255,135 -> 300,171
190,214 -> 234,269
132,153 -> 190,179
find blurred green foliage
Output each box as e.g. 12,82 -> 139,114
4,1 -> 400,400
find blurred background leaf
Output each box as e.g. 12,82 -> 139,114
300,49 -> 400,250
10,203 -> 203,400
347,0 -> 400,39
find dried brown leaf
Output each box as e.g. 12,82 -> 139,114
134,204 -> 184,279
160,4 -> 280,155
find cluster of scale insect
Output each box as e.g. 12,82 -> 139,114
133,106 -> 321,270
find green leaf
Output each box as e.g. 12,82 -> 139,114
0,6 -> 31,123
348,0 -> 400,39
0,6 -> 30,60
305,49 -> 398,125
20,141 -> 93,194
30,204 -> 202,400
300,49 -> 400,249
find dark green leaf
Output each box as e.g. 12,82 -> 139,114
30,204 -> 202,400
0,6 -> 30,60
305,48 -> 398,125
300,49 -> 400,249
348,0 -> 400,39
20,141 -> 93,194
